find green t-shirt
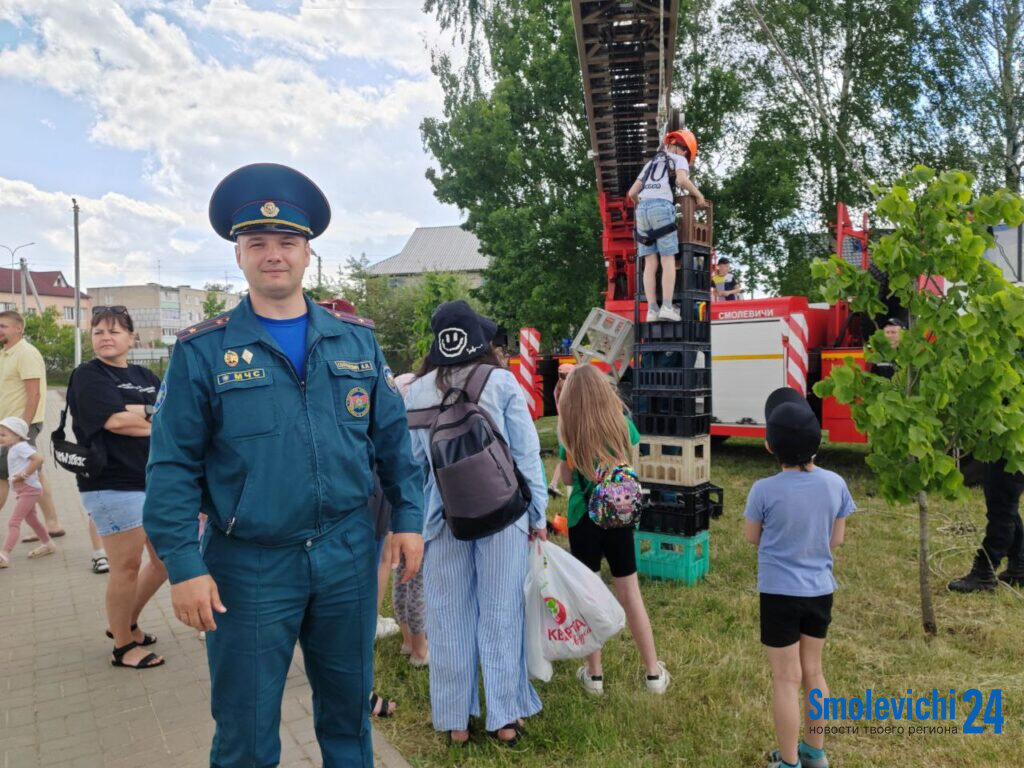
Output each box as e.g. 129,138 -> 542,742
558,418 -> 640,528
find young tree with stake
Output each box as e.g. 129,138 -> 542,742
812,166 -> 1024,635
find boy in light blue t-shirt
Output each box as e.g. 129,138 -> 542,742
744,388 -> 855,768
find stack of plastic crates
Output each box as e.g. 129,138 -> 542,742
632,194 -> 722,585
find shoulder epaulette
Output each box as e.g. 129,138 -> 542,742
328,309 -> 376,330
176,312 -> 230,341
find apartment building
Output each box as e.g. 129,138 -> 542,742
87,284 -> 241,347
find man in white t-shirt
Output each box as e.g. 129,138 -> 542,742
627,130 -> 706,322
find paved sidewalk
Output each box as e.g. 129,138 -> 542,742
0,391 -> 411,768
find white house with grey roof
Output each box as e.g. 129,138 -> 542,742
368,225 -> 489,288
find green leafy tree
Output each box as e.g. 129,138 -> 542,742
926,0 -> 1024,192
719,0 -> 934,291
202,291 -> 227,320
411,272 -> 480,358
422,0 -> 602,348
25,307 -> 82,374
813,167 -> 1024,635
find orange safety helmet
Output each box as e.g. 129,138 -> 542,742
664,129 -> 698,161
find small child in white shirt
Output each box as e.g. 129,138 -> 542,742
0,416 -> 54,567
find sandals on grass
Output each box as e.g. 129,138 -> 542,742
369,692 -> 396,718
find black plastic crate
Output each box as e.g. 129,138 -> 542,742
637,253 -> 713,306
636,320 -> 710,344
633,343 -> 712,390
633,389 -> 711,417
633,412 -> 711,438
683,267 -> 711,292
639,483 -> 713,536
706,483 -> 724,519
633,366 -> 711,390
678,244 -> 712,271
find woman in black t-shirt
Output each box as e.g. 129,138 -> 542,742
68,307 -> 167,669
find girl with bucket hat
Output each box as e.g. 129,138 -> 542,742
405,300 -> 548,746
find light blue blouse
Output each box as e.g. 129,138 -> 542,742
404,367 -> 548,543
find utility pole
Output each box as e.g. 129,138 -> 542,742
73,198 -> 82,366
0,242 -> 33,309
19,258 -> 26,314
313,248 -> 323,291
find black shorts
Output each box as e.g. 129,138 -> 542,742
568,514 -> 637,578
759,593 -> 834,648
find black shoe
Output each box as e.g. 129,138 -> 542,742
997,559 -> 1024,587
948,550 -> 998,592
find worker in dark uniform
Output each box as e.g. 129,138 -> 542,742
143,163 -> 424,767
949,458 -> 1024,592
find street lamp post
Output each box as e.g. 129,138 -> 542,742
0,242 -> 34,312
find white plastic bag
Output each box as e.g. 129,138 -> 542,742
524,542 -> 554,681
528,539 -> 626,662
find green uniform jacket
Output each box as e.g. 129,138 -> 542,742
143,296 -> 424,584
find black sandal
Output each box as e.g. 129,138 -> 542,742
447,730 -> 470,747
488,722 -> 523,747
105,624 -> 157,646
111,641 -> 165,669
369,692 -> 395,718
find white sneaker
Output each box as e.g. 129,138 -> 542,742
576,665 -> 604,696
645,304 -> 660,322
0,551 -> 9,568
375,616 -> 400,639
645,661 -> 671,694
658,305 -> 682,322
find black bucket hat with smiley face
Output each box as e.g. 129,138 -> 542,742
426,300 -> 498,367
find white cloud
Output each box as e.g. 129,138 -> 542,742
0,0 -> 460,288
173,0 -> 436,75
39,118 -> 55,130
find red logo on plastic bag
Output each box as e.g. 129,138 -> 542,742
543,596 -> 567,625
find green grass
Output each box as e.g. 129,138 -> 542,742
375,417 -> 1023,766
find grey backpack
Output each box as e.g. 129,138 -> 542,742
406,365 -> 532,540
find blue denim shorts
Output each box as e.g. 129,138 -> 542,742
635,197 -> 679,258
81,490 -> 146,537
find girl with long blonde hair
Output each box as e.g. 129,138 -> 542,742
556,364 -> 669,695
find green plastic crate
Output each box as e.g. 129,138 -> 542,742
634,529 -> 709,585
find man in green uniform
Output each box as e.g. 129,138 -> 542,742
143,163 -> 424,767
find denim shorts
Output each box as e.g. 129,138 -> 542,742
81,490 -> 146,537
635,197 -> 679,258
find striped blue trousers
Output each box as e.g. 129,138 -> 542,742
423,524 -> 543,732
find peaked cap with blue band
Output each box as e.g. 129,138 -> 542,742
209,163 -> 331,241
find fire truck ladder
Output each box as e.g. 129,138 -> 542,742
571,0 -> 680,311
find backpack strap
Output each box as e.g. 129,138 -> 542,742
51,367 -> 77,443
462,364 -> 496,404
405,364 -> 497,430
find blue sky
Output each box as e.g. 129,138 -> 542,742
0,1 -> 460,291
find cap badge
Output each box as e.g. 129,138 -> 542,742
260,201 -> 280,217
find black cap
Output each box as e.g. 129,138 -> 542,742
764,387 -> 821,463
717,256 -> 730,265
884,317 -> 906,329
427,300 -> 498,366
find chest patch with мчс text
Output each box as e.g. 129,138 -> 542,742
215,368 -> 268,387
